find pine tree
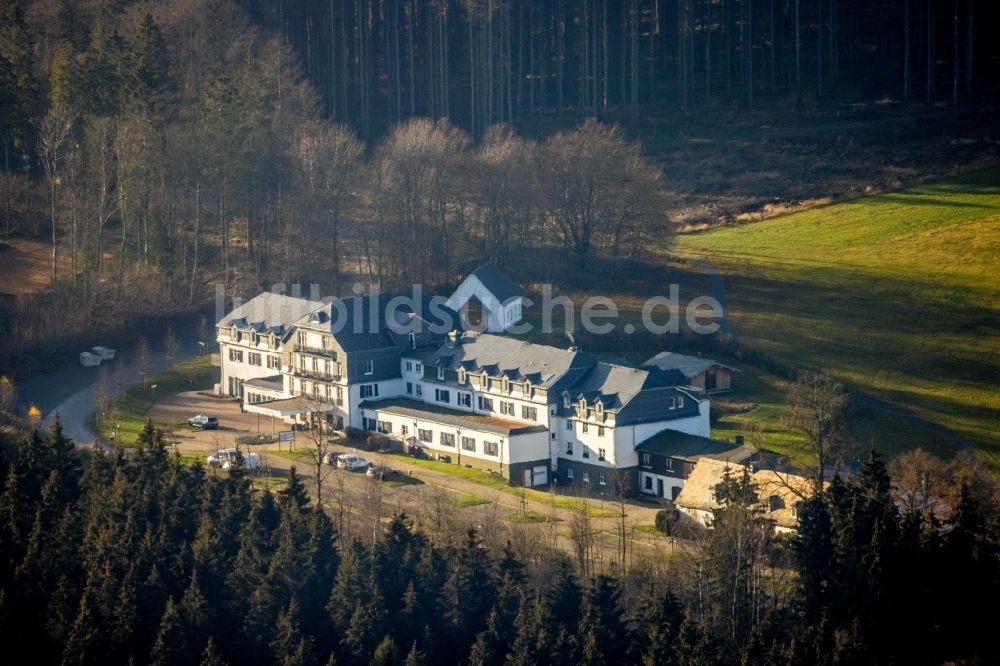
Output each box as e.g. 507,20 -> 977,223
370,635 -> 402,666
149,597 -> 186,666
48,40 -> 80,118
576,575 -> 629,664
200,637 -> 228,666
442,529 -> 496,657
675,614 -> 713,665
126,13 -> 172,117
340,577 -> 388,663
179,571 -> 213,660
61,584 -> 102,666
403,642 -> 425,666
793,495 -> 834,624
0,0 -> 38,150
545,555 -> 581,630
85,20 -> 125,117
279,466 -> 310,510
271,598 -> 312,665
634,586 -> 683,666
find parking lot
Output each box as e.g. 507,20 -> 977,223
148,389 -> 678,558
148,390 -> 281,454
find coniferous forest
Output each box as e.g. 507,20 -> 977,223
1,419 -> 999,665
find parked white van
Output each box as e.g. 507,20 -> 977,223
207,448 -> 262,471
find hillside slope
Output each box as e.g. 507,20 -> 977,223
674,169 -> 1000,467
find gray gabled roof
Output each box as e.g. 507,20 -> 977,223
420,333 -> 593,391
642,352 -> 739,379
565,362 -> 663,409
360,397 -> 548,436
469,262 -> 523,302
218,293 -> 324,336
293,292 -> 461,353
636,429 -> 756,463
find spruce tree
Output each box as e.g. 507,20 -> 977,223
634,586 -> 683,666
280,466 -> 310,510
370,635 -> 402,666
149,597 -> 186,666
200,637 -> 228,666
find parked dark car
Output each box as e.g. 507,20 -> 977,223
188,414 -> 219,430
366,465 -> 397,479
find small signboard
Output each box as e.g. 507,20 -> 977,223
278,431 -> 294,442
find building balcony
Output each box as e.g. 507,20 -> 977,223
292,368 -> 343,382
297,346 -> 339,359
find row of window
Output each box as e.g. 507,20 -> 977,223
564,442 -> 606,461
230,328 -> 279,348
295,331 -> 337,357
377,422 -> 500,457
640,453 -> 674,470
565,420 -> 606,436
563,468 -> 607,485
294,379 -> 344,404
297,354 -> 340,376
227,348 -> 280,369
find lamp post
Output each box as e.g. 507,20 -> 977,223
150,384 -> 157,399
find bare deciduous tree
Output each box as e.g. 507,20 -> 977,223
295,120 -> 363,290
539,119 -> 667,265
135,337 -> 151,387
39,111 -> 74,294
0,375 -> 18,414
163,327 -> 180,369
785,370 -> 851,492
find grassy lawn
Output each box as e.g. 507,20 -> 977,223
268,449 -> 313,463
673,169 -> 1000,469
634,524 -> 663,536
504,510 -> 560,524
451,494 -> 493,508
380,452 -> 618,516
93,356 -> 217,446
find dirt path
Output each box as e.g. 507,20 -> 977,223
0,238 -> 72,295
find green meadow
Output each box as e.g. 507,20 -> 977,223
673,169 -> 1000,469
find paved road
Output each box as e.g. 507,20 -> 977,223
20,340 -> 200,445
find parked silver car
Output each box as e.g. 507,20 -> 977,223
207,448 -> 261,471
337,454 -> 371,472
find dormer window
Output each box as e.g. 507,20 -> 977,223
409,332 -> 417,349
458,368 -> 467,384
563,393 -> 571,408
678,396 -> 685,408
437,366 -> 445,381
231,326 -> 237,340
502,377 -> 509,393
249,331 -> 257,345
596,400 -> 603,415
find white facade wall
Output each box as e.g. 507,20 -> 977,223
639,471 -> 685,500
359,409 -> 549,467
445,275 -> 524,333
218,338 -> 283,397
349,378 -> 407,428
